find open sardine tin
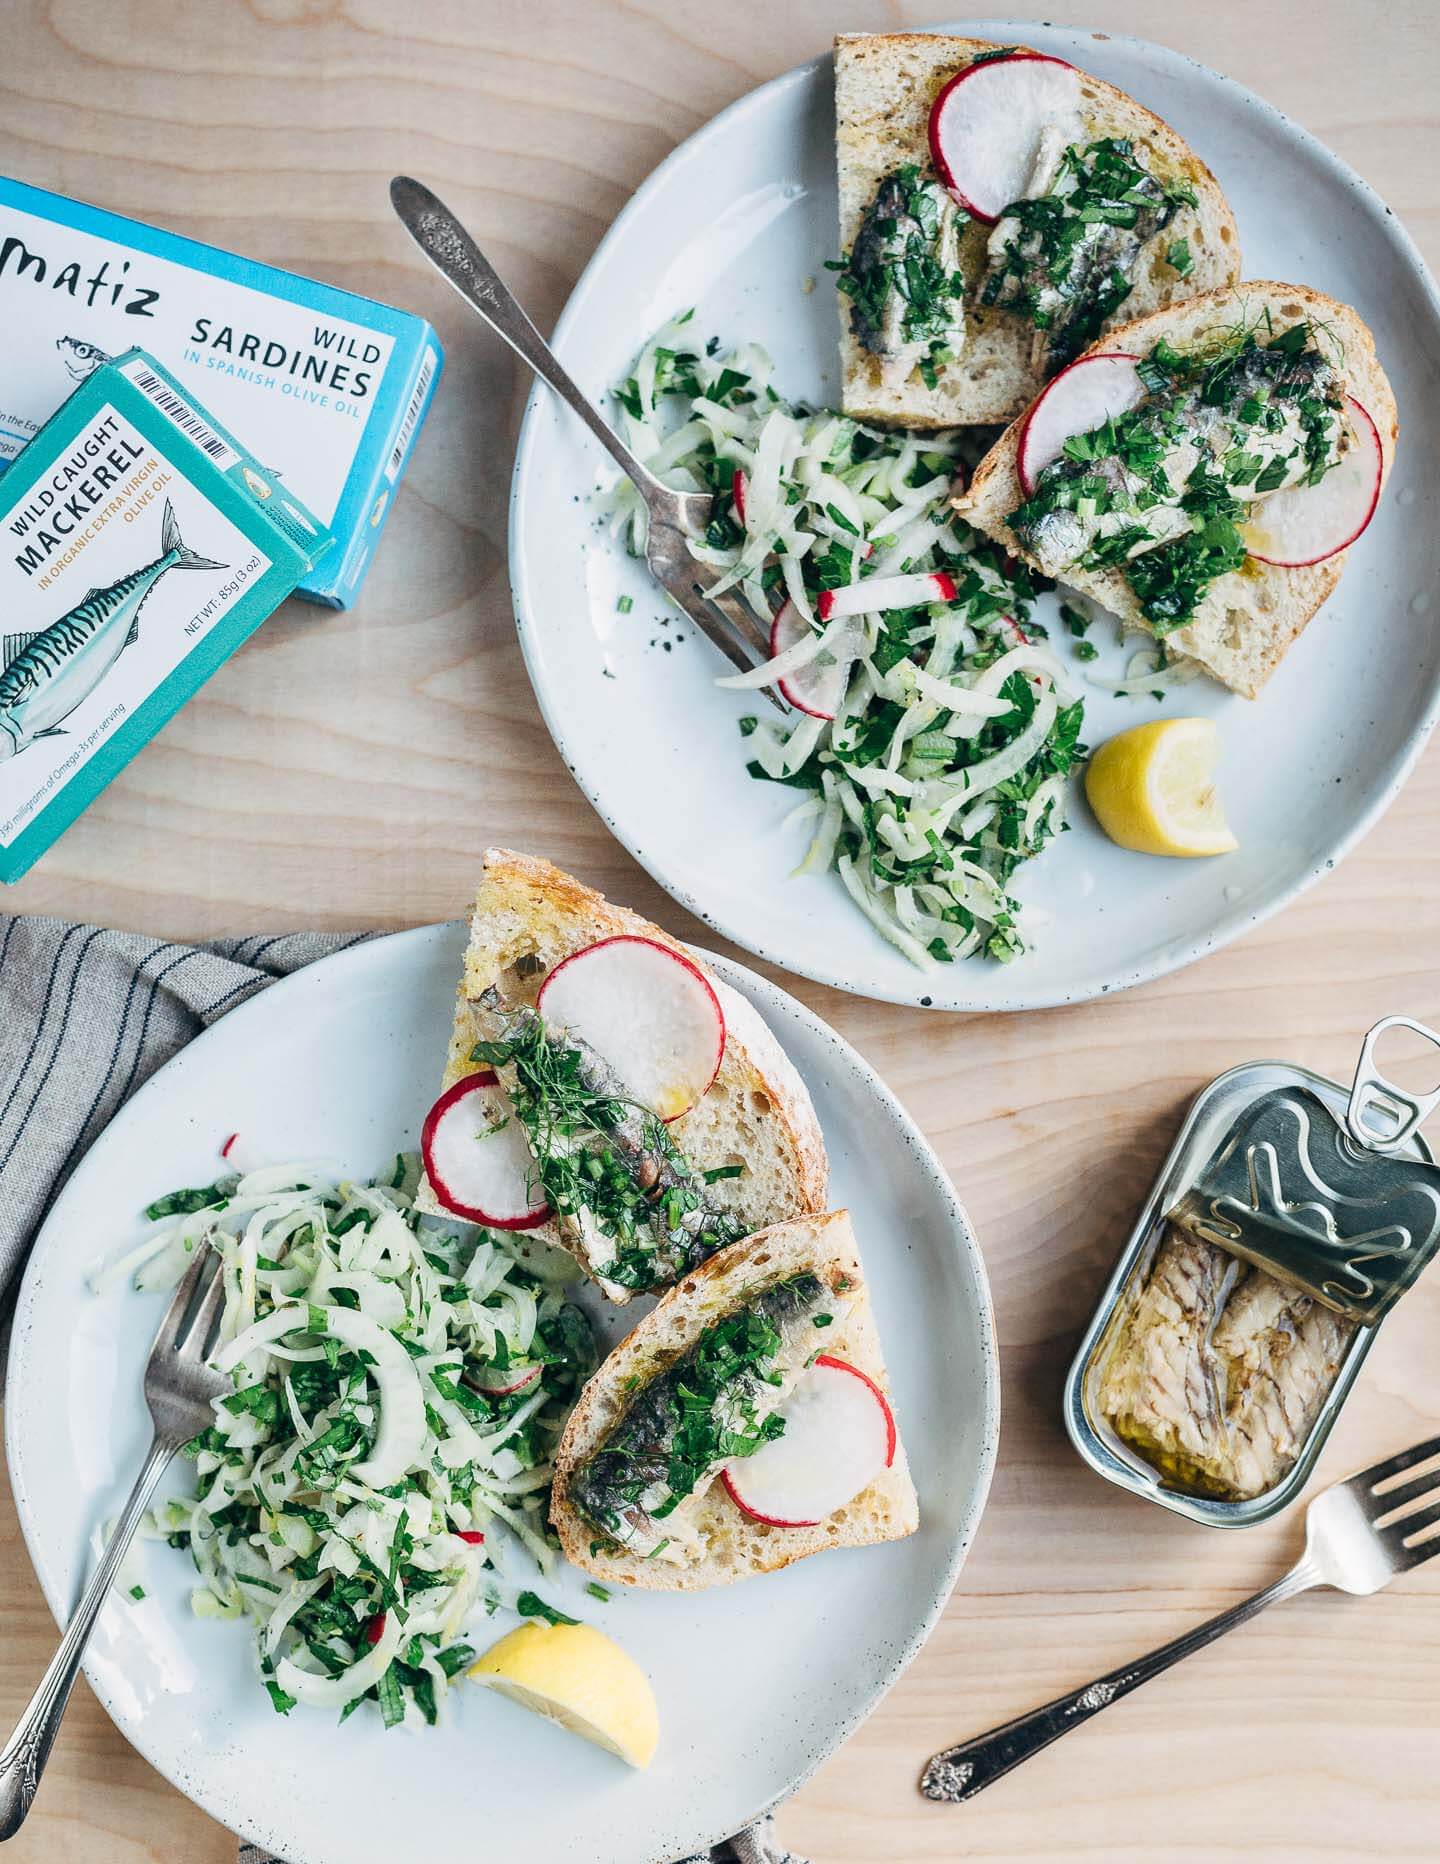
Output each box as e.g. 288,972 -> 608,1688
1065,1019 -> 1440,1527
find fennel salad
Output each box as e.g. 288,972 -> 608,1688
610,317 -> 1087,968
97,1155 -> 594,1729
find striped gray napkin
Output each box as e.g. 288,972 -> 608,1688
0,914 -> 808,1864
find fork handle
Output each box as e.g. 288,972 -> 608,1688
0,1433 -> 175,1840
389,176 -> 663,503
920,1557 -> 1323,1805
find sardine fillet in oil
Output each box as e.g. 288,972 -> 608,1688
1096,1227 -> 1354,1501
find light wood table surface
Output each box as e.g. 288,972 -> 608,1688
2,2 -> 1437,1858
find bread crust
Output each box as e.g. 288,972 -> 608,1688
415,850 -> 829,1299
957,280 -> 1399,697
550,1210 -> 919,1590
834,31 -> 1242,428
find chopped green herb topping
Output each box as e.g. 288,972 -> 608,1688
982,138 -> 1197,369
472,1007 -> 744,1293
144,1181 -> 233,1220
1012,319 -> 1347,628
837,164 -> 966,386
516,1590 -> 580,1627
1165,238 -> 1194,277
570,1274 -> 828,1552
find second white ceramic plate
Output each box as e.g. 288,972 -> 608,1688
6,927 -> 997,1864
510,20 -> 1440,1011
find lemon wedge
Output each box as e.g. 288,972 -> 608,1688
1084,717 -> 1238,858
469,1620 -> 659,1769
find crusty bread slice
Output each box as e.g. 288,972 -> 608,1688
835,32 -> 1241,428
550,1210 -> 919,1590
415,850 -> 829,1300
957,281 -> 1399,698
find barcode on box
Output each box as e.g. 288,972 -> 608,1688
386,347 -> 436,482
119,359 -> 240,471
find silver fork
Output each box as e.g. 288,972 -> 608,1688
922,1433 -> 1440,1805
388,175 -> 781,704
0,1242 -> 229,1839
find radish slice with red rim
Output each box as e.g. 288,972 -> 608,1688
421,1071 -> 548,1230
928,52 -> 1082,224
772,600 -> 856,720
731,467 -> 747,525
464,1361 -> 543,1398
817,570 -> 957,622
1016,352 -> 1146,495
721,1354 -> 896,1528
1243,395 -> 1385,567
536,935 -> 725,1121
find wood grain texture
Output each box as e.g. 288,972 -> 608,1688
1,1 -> 1438,1858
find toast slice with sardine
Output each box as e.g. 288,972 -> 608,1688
834,32 -> 1240,429
957,281 -> 1398,697
549,1210 -> 918,1590
415,849 -> 828,1302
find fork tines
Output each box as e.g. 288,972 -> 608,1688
1359,1435 -> 1440,1561
150,1240 -> 225,1363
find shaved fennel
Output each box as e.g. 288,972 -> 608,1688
101,1156 -> 594,1729
611,322 -> 1087,965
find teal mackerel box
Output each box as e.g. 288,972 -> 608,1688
0,175 -> 443,608
0,348 -> 333,883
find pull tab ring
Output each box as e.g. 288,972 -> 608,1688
1346,1015 -> 1440,1153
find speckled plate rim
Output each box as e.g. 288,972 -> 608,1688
5,923 -> 1000,1864
508,19 -> 1440,1013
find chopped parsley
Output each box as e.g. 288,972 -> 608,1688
570,1275 -> 826,1548
471,1008 -> 744,1292
1011,319 -> 1347,629
144,1181 -> 233,1220
837,164 -> 966,385
981,138 -> 1197,369
516,1590 -> 579,1627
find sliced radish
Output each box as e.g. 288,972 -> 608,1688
1016,352 -> 1146,494
1243,396 -> 1384,568
995,615 -> 1030,648
464,1361 -> 543,1398
536,935 -> 724,1122
455,1529 -> 485,1545
928,52 -> 1082,224
721,1354 -> 896,1528
817,571 -> 957,622
731,466 -> 747,525
421,1072 -> 549,1230
771,600 -> 856,720
220,1132 -> 238,1161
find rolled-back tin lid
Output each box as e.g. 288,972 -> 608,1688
1166,1017 -> 1440,1326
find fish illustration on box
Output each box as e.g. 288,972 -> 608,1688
55,335 -> 112,383
0,499 -> 226,760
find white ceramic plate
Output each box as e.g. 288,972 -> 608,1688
510,21 -> 1440,1011
6,926 -> 997,1864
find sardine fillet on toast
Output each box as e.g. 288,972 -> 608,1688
835,32 -> 1241,429
415,849 -> 829,1299
550,1210 -> 919,1591
957,281 -> 1399,698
